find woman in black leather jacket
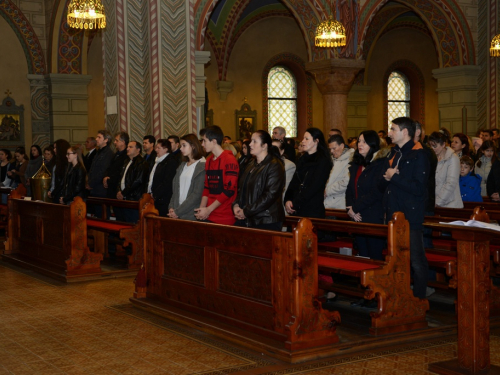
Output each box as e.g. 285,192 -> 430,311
233,130 -> 285,231
60,146 -> 86,204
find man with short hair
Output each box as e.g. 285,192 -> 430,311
168,135 -> 181,162
103,132 -> 129,199
328,129 -> 342,138
195,125 -> 239,224
272,126 -> 296,163
481,129 -> 493,142
83,137 -> 97,172
378,130 -> 387,138
382,117 -> 430,299
143,135 -> 157,169
223,136 -> 232,144
116,141 -> 148,223
87,130 -> 114,199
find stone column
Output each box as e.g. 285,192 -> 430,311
432,65 -> 480,135
47,74 -> 92,145
27,74 -> 51,149
306,59 -> 365,136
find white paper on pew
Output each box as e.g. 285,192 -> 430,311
440,220 -> 500,232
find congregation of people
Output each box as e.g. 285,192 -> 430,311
3,119 -> 500,300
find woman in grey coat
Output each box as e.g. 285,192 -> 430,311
168,134 -> 206,220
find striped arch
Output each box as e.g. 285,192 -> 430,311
0,0 -> 46,74
359,0 -> 475,68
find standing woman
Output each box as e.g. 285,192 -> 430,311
0,149 -> 12,186
272,138 -> 296,196
147,139 -> 180,216
43,146 -> 56,171
429,131 -> 463,208
7,147 -> 28,188
48,139 -> 71,203
233,130 -> 285,230
24,145 -> 43,196
284,128 -> 332,218
60,146 -> 86,204
238,140 -> 252,174
345,130 -> 389,260
475,141 -> 496,197
168,134 -> 206,220
450,133 -> 470,158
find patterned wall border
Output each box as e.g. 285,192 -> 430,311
161,0 -> 189,137
359,0 -> 475,67
383,60 -> 425,127
102,0 -> 119,135
150,0 -> 161,138
0,0 -> 46,74
261,53 -> 312,138
28,75 -> 51,149
57,0 -> 84,74
116,0 -> 128,132
128,0 -> 152,140
476,0 -> 487,130
490,0 -> 497,128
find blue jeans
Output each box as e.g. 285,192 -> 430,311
410,228 -> 428,299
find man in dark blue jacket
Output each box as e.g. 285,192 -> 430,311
382,117 -> 430,299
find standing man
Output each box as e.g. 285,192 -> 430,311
195,125 -> 239,224
382,117 -> 430,299
83,137 -> 97,172
103,132 -> 129,199
142,135 -> 157,170
168,135 -> 182,162
87,130 -> 114,215
272,126 -> 296,163
116,141 -> 148,223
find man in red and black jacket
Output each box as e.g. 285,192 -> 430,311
195,125 -> 239,225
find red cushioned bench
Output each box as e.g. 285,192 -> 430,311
285,212 -> 429,336
86,194 -> 158,269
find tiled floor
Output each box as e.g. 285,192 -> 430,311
0,262 -> 498,375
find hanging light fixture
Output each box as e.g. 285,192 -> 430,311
67,0 -> 106,30
315,0 -> 346,48
491,32 -> 500,57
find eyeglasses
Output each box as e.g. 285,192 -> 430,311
66,153 -> 75,156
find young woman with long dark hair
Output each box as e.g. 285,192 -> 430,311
284,127 -> 332,218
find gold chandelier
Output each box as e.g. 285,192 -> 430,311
491,33 -> 500,57
67,0 -> 106,30
315,0 -> 346,49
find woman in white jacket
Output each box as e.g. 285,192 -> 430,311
429,131 -> 463,208
324,134 -> 354,209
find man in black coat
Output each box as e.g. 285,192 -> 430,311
87,130 -> 114,217
116,141 -> 148,223
382,117 -> 430,299
143,135 -> 157,170
83,137 -> 97,172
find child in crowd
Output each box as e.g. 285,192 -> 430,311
474,141 -> 496,196
460,155 -> 482,202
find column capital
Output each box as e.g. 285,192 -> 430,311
306,58 -> 365,94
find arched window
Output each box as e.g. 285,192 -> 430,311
387,71 -> 410,129
267,66 -> 297,137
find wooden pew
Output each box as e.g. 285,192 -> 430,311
0,185 -> 26,230
86,194 -> 158,269
131,216 -> 340,363
3,197 -> 103,281
285,212 -> 429,336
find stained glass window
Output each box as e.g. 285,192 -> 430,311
387,71 -> 410,130
268,66 -> 297,137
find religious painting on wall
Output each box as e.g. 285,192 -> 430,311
235,99 -> 256,140
0,92 -> 24,146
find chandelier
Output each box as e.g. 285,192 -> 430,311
315,0 -> 346,49
491,33 -> 500,57
67,0 -> 106,30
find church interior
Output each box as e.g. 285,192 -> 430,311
1,0 -> 500,373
